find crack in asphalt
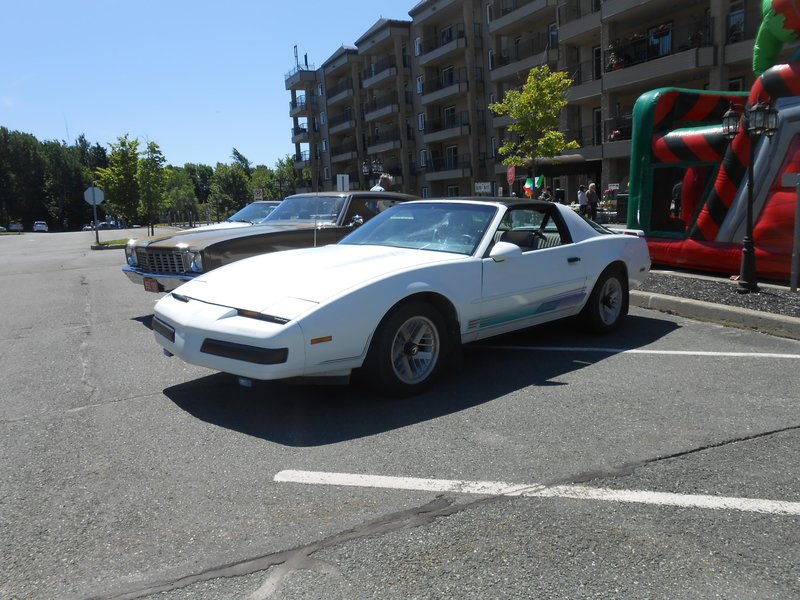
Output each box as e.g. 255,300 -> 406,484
92,496 -> 465,600
561,424 -> 800,484
87,424 -> 799,599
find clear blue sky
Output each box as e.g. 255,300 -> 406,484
0,1 -> 410,168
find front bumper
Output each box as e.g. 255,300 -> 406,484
122,266 -> 196,292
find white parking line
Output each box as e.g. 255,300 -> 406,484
477,346 -> 800,359
274,470 -> 800,516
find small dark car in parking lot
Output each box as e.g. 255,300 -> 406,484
123,191 -> 416,292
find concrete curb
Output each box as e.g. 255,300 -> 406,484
631,290 -> 800,341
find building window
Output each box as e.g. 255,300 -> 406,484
728,77 -> 744,91
443,106 -> 457,128
416,75 -> 424,94
440,25 -> 453,45
414,37 -> 423,56
320,111 -> 326,125
486,3 -> 493,23
318,83 -> 324,97
447,185 -> 460,197
490,136 -> 497,158
441,65 -> 455,87
445,145 -> 458,169
322,139 -> 328,153
488,48 -> 494,70
323,166 -> 330,180
728,3 -> 745,43
418,112 -> 426,131
419,148 -> 428,167
593,107 -> 602,146
548,23 -> 558,49
648,23 -> 672,58
421,186 -> 430,198
592,46 -> 602,80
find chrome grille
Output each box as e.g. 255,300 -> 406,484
136,249 -> 187,274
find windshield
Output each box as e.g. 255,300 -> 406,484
265,195 -> 346,225
341,202 -> 497,255
226,201 -> 279,224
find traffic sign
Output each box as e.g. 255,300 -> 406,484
506,165 -> 516,186
84,186 -> 104,206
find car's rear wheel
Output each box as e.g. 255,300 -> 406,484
364,301 -> 446,396
581,266 -> 628,333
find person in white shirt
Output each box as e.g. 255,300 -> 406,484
370,173 -> 393,191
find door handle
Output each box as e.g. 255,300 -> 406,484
567,256 -> 581,263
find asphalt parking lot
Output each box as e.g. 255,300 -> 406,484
1,231 -> 798,599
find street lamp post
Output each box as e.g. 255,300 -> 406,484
721,100 -> 778,293
361,157 -> 383,189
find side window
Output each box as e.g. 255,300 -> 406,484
344,196 -> 398,224
496,208 -> 567,251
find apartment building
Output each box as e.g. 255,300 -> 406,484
286,0 -> 761,201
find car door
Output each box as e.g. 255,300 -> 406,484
477,205 -> 589,338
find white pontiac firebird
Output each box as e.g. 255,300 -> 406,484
152,199 -> 651,396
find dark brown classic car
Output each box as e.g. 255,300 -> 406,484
122,191 -> 416,292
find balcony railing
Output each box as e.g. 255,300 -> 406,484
367,125 -> 414,147
604,19 -> 713,73
604,115 -> 633,142
326,78 -> 354,97
426,153 -> 472,173
495,32 -> 550,67
420,23 -> 467,54
557,0 -> 601,25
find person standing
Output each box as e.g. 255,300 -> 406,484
577,184 -> 588,215
370,173 -> 393,191
587,182 -> 600,220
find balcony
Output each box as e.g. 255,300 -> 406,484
361,56 -> 408,89
423,111 -> 475,144
363,91 -> 411,122
293,151 -> 310,170
417,23 -> 470,67
557,1 -> 601,44
563,126 -> 602,160
424,154 -> 473,181
289,95 -> 316,117
564,61 -> 602,102
330,142 -> 358,164
292,125 -> 309,144
284,64 -> 316,90
328,113 -> 356,135
490,33 -> 557,82
489,0 -> 556,36
602,27 -> 714,92
366,125 -> 409,154
327,79 -> 355,106
420,67 -> 480,105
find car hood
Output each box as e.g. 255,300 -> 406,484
173,244 -> 462,316
133,221 -> 324,249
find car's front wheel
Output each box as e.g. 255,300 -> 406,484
364,301 -> 446,396
581,266 -> 628,333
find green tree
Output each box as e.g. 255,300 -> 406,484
184,163 -> 213,204
137,141 -> 166,234
489,65 -> 579,181
273,155 -> 297,198
95,134 -> 140,224
231,148 -> 252,178
209,162 -> 249,220
250,164 -> 275,199
40,140 -> 83,230
164,167 -> 198,224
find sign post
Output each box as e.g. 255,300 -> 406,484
83,185 -> 105,245
781,173 -> 800,292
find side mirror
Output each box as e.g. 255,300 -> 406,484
489,241 -> 522,262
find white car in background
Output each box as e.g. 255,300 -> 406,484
152,199 -> 651,396
32,221 -> 49,232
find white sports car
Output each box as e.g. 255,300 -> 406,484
152,199 -> 651,396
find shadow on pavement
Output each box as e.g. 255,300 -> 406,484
163,314 -> 679,447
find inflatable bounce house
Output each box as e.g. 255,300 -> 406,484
627,0 -> 800,281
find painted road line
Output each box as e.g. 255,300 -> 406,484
274,470 -> 800,516
477,346 -> 800,359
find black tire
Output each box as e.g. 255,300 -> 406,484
581,266 -> 628,333
363,301 -> 447,397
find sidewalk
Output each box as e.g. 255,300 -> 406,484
632,270 -> 800,341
